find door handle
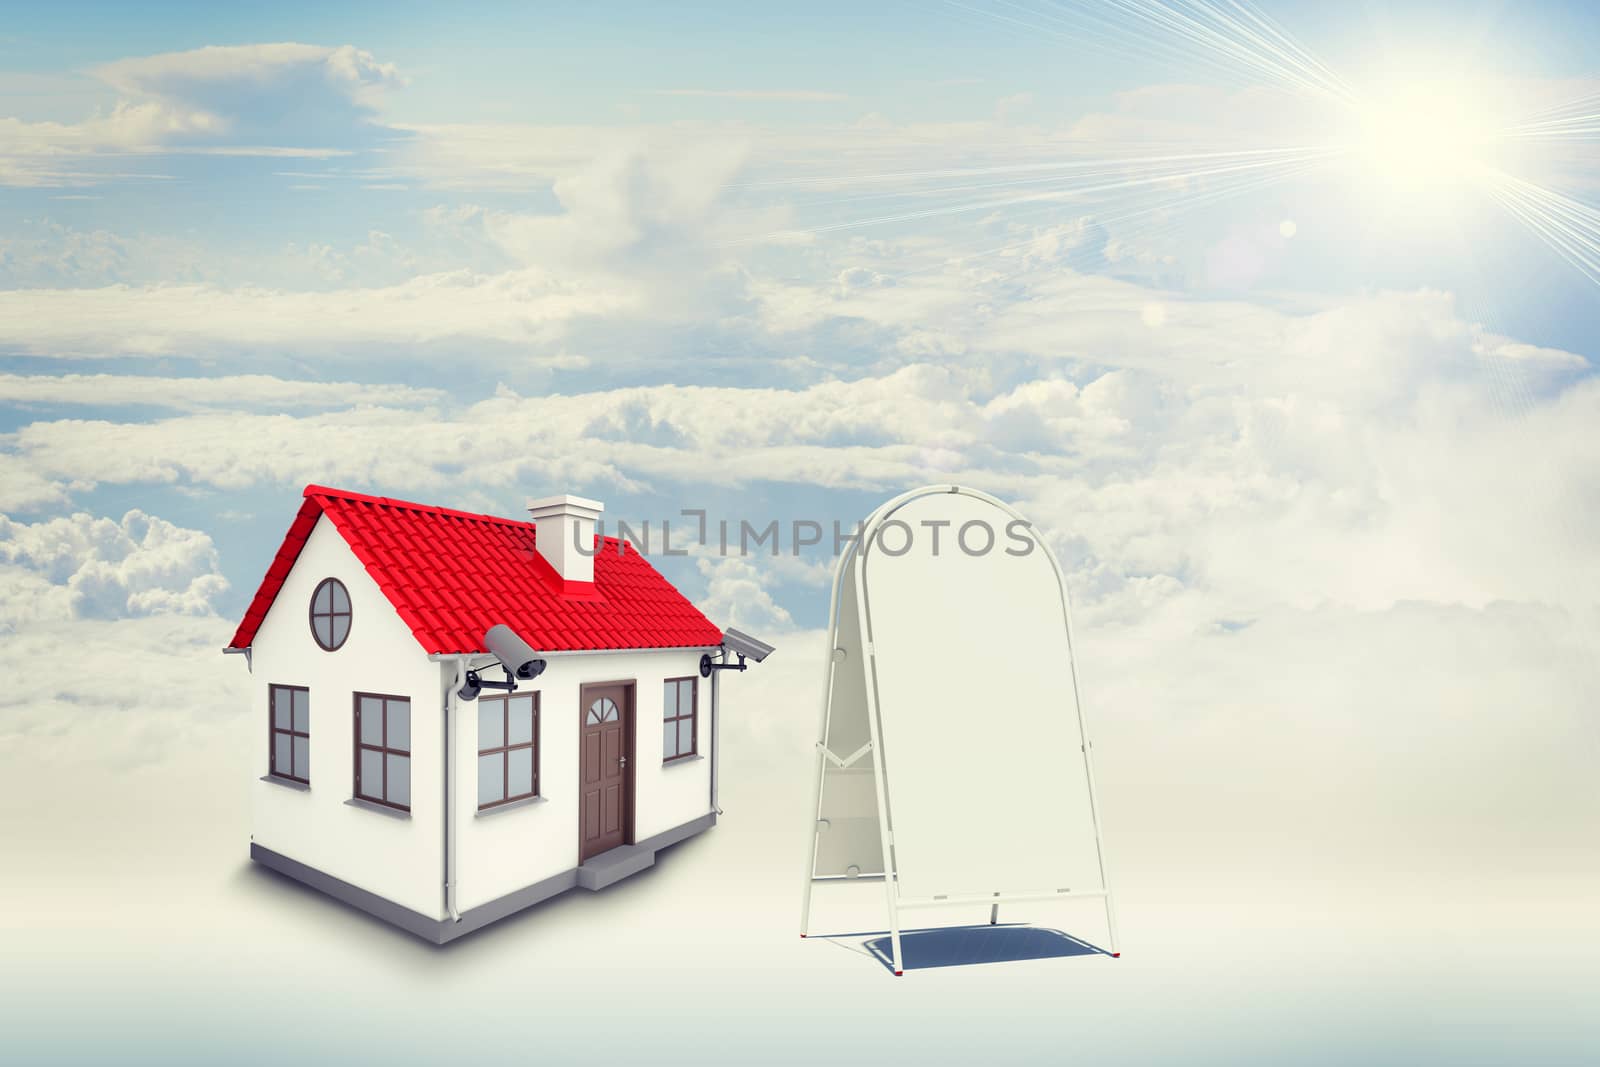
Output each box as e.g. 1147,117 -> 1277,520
618,755 -> 628,768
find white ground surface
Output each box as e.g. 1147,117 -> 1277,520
3,624 -> 1597,1065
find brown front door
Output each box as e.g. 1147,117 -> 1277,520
579,681 -> 633,862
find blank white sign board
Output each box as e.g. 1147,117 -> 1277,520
801,486 -> 1117,974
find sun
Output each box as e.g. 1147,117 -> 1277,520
1317,63 -> 1532,230
1346,78 -> 1503,190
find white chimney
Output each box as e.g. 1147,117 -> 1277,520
526,494 -> 604,585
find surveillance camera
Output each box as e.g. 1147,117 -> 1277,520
483,624 -> 547,681
701,628 -> 776,677
722,627 -> 775,664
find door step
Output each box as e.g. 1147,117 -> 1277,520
577,843 -> 656,890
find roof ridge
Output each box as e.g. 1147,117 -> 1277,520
303,483 -> 532,529
302,484 -> 627,546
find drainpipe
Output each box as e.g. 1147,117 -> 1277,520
444,658 -> 465,924
710,648 -> 723,815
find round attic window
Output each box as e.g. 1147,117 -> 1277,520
310,577 -> 352,651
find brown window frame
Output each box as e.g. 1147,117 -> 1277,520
269,684 -> 310,784
662,675 -> 698,763
477,691 -> 540,810
353,691 -> 411,812
309,576 -> 351,652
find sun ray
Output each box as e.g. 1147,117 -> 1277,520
743,1 -> 1600,297
1503,115 -> 1600,143
944,0 -> 1297,94
739,148 -> 1339,246
1504,86 -> 1600,129
1483,171 -> 1600,286
754,153 -> 1319,217
907,155 -> 1331,280
766,148 -> 1331,292
1208,0 -> 1356,101
736,144 -> 1335,192
1103,0 -> 1354,105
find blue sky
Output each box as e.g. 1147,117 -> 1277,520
1,0 -> 1597,635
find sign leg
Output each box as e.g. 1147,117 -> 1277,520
885,884 -> 904,976
800,748 -> 826,937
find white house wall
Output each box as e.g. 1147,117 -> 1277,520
249,514 -> 446,921
452,647 -> 713,914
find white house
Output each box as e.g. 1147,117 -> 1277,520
224,484 -> 768,943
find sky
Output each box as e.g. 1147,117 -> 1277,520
1,1 -> 1598,1061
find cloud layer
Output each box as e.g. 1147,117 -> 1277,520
3,275 -> 1594,632
0,43 -> 401,186
0,509 -> 227,624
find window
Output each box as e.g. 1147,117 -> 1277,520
269,684 -> 310,783
478,692 -> 539,810
354,692 -> 410,811
310,577 -> 351,651
662,677 -> 697,762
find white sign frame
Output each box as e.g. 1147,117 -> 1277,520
799,485 -> 1119,975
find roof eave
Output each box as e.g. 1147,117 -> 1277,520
426,644 -> 722,662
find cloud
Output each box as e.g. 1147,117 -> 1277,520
1473,333 -> 1591,373
0,268 -> 632,358
0,459 -> 75,513
2,369 -> 997,508
0,106 -> 216,186
0,43 -> 403,186
0,609 -> 237,786
0,218 -> 439,290
0,218 -> 236,287
392,122 -> 635,191
473,137 -> 751,271
0,509 -> 228,624
994,91 -> 1033,121
91,43 -> 402,152
3,275 -> 1595,625
388,112 -> 1071,195
0,219 -> 132,286
652,89 -> 847,102
0,139 -> 758,355
400,130 -> 774,293
95,43 -> 400,115
0,373 -> 446,412
695,555 -> 795,633
0,101 -> 1595,625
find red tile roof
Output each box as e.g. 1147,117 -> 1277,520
226,485 -> 723,655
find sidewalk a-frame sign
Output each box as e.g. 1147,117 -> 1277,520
800,485 -> 1119,975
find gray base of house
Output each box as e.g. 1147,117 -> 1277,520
251,811 -> 717,944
